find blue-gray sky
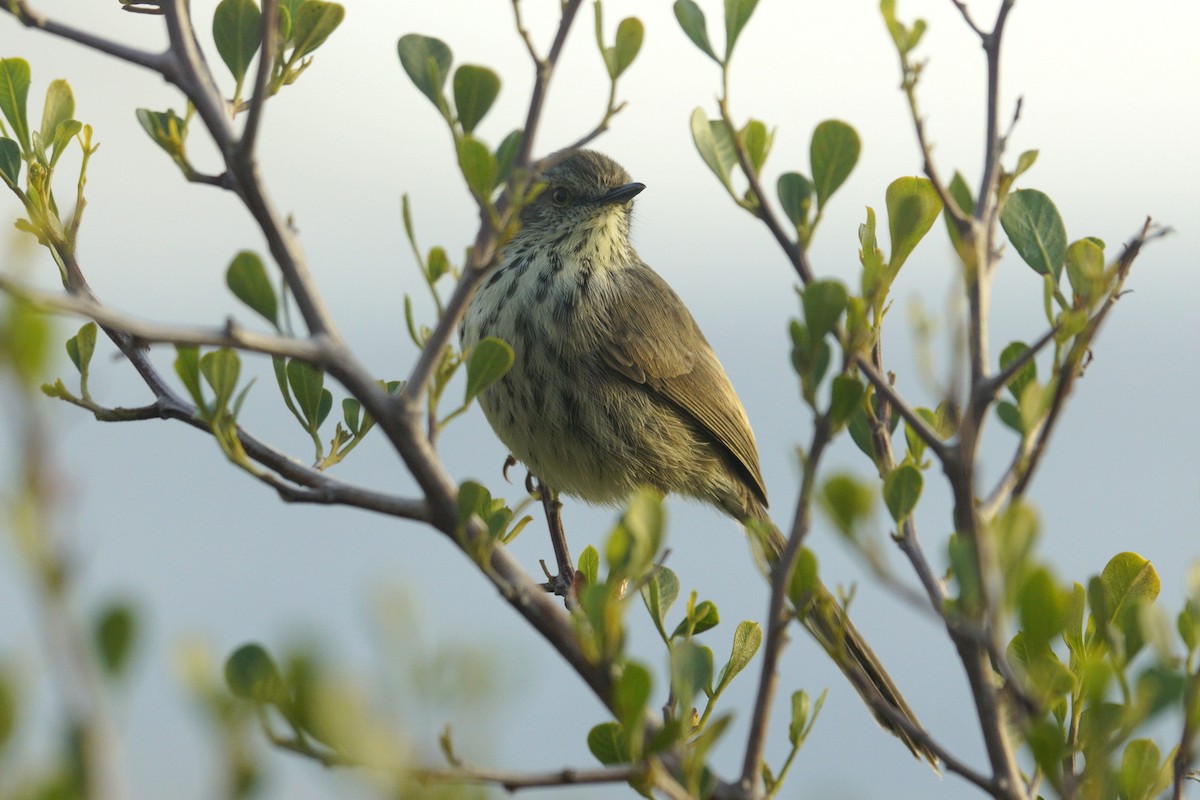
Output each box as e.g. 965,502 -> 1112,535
3,2 -> 1199,798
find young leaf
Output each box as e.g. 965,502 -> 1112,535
225,250 -> 279,326
819,473 -> 874,536
1000,188 -> 1067,282
810,120 -> 860,210
613,661 -> 652,728
286,358 -> 326,429
723,0 -> 760,60
224,643 -> 286,704
65,322 -> 97,375
397,33 -> 453,109
40,79 -> 75,147
740,119 -> 772,175
213,0 -> 263,85
943,170 -> 975,265
614,18 -> 645,77
999,341 -> 1035,401
457,135 -> 499,199
885,176 -> 942,273
777,172 -> 813,230
174,346 -> 205,408
1098,551 -> 1161,658
690,108 -> 736,194
714,620 -> 761,694
587,721 -> 630,765
673,0 -> 719,63
0,138 -> 20,186
669,640 -> 713,702
452,65 -> 500,135
827,375 -> 865,430
290,0 -> 344,60
464,336 -> 513,402
341,397 -> 360,435
883,463 -> 922,523
672,600 -> 720,639
641,566 -> 680,640
200,349 -> 241,412
0,58 -> 32,152
578,545 -> 600,586
802,279 -> 847,340
1064,238 -> 1105,306
494,128 -> 522,185
93,602 -> 138,678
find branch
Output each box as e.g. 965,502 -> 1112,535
413,762 -> 638,793
740,418 -> 830,792
237,0 -> 277,159
4,0 -> 173,74
1010,218 -> 1168,502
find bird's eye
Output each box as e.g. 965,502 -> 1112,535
550,186 -> 572,205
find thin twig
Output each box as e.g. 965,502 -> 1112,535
4,0 -> 173,74
414,762 -> 638,792
740,418 -> 830,792
238,0 -> 277,159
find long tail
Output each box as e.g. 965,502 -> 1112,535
756,516 -> 939,769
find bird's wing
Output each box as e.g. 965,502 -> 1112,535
598,263 -> 768,506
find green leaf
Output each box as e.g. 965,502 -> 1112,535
723,0 -> 760,59
1064,238 -> 1105,306
673,0 -> 719,62
740,119 -> 772,175
452,65 -> 500,135
1098,551 -> 1161,659
943,170 -> 975,265
1019,566 -> 1069,646
802,279 -> 847,340
290,0 -> 344,60
426,246 -> 450,283
48,119 -> 81,165
777,172 -> 813,230
714,620 -> 761,694
788,689 -> 825,746
827,375 -> 864,430
464,336 -> 513,402
641,565 -> 680,640
999,341 -> 1035,401
578,545 -> 600,586
397,33 -> 453,109
810,120 -> 860,210
1000,188 -> 1067,281
341,397 -> 360,434
1013,149 -> 1038,180
0,138 -> 20,186
225,250 -> 278,326
787,547 -> 819,608
40,79 -> 74,149
996,400 -> 1020,433
1119,739 -> 1169,800
65,321 -> 97,375
494,128 -> 522,185
174,346 -> 204,408
672,600 -> 720,640
93,602 -> 137,677
882,463 -> 922,523
690,108 -> 736,194
885,176 -> 943,273
0,668 -> 14,748
819,473 -> 874,536
613,661 -> 652,728
611,17 -> 645,79
670,640 -> 713,702
225,643 -> 286,704
587,721 -> 630,765
858,206 -> 886,303
457,135 -> 499,199
200,349 -> 241,412
286,358 -> 325,430
213,0 -> 263,85
0,58 -> 31,152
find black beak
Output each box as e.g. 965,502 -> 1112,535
596,182 -> 645,205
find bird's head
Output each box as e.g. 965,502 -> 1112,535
516,150 -> 645,254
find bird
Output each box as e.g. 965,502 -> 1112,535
460,148 -> 935,766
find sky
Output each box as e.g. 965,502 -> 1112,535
3,1 -> 1200,798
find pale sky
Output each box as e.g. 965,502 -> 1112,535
3,2 -> 1200,799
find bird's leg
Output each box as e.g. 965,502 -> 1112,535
531,476 -> 577,599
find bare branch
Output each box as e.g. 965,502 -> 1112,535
4,0 -> 172,74
238,0 -> 278,159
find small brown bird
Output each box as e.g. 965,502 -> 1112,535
461,148 -> 934,765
